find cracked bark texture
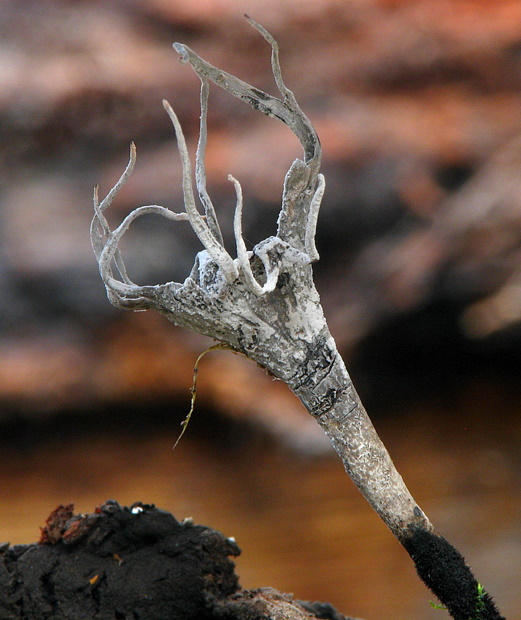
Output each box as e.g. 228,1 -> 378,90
91,17 -> 504,620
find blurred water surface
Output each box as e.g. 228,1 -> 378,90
0,379 -> 519,620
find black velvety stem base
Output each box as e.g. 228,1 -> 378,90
402,528 -> 505,620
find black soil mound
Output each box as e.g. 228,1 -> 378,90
0,500 -> 352,620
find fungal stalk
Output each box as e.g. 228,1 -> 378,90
91,17 -> 504,620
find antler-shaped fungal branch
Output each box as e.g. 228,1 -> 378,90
91,17 -> 504,620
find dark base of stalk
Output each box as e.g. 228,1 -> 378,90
402,528 -> 504,620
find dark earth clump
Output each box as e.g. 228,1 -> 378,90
0,501 -> 355,620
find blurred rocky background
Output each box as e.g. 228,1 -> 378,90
1,1 -> 520,619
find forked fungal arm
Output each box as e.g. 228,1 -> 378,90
91,17 -> 504,620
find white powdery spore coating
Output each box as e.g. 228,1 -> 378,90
284,285 -> 326,343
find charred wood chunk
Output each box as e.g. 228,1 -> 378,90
0,501 -> 240,620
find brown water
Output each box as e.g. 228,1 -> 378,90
0,381 -> 520,620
